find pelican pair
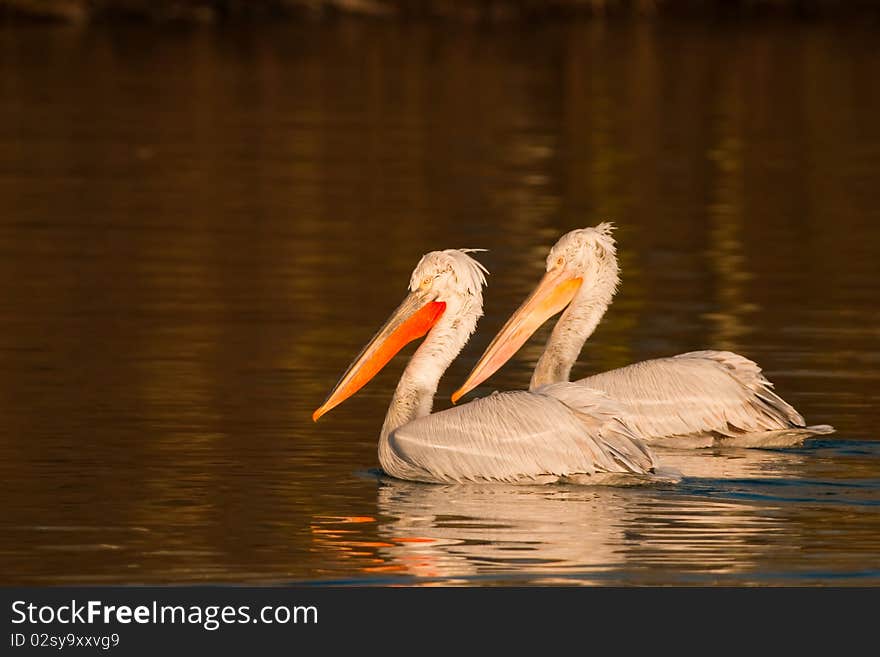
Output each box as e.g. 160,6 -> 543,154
313,225 -> 831,484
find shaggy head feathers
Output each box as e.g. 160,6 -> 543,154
409,249 -> 489,299
546,222 -> 617,274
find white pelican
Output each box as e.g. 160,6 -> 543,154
453,225 -> 833,446
312,248 -> 657,483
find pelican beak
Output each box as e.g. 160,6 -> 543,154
312,290 -> 446,422
451,269 -> 581,403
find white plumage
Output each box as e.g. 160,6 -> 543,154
455,225 -> 833,446
386,386 -> 655,484
314,249 -> 659,484
577,351 -> 833,446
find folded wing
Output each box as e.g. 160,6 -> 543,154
575,350 -> 813,442
385,386 -> 655,484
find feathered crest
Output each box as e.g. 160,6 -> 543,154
593,221 -> 616,239
588,221 -> 617,257
455,248 -> 490,287
409,248 -> 489,295
547,222 -> 618,270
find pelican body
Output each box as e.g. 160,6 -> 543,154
313,249 -> 656,483
454,225 -> 833,446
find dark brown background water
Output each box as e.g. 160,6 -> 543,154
1,21 -> 878,585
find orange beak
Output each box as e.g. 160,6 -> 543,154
313,291 -> 446,422
451,269 -> 581,403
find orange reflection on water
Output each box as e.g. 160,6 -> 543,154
314,515 -> 376,524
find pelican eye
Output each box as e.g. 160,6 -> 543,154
556,256 -> 565,267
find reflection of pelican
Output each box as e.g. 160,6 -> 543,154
313,249 -> 656,483
372,481 -> 625,583
454,225 -> 833,447
367,447 -> 808,583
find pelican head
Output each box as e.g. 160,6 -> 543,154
313,249 -> 488,422
452,223 -> 618,402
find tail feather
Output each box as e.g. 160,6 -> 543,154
675,350 -> 806,429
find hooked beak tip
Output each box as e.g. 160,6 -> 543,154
312,407 -> 326,422
450,389 -> 464,404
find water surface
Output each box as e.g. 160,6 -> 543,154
0,21 -> 878,585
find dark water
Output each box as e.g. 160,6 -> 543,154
1,21 -> 878,586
